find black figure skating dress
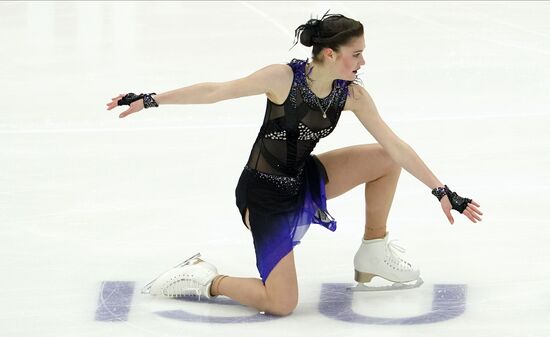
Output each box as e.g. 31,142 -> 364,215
235,58 -> 351,283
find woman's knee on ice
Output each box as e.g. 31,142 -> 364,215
266,295 -> 298,316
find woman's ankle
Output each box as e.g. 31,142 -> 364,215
210,275 -> 228,297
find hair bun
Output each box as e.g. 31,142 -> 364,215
299,29 -> 315,47
299,19 -> 321,47
289,10 -> 334,51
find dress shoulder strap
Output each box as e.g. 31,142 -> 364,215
287,58 -> 306,74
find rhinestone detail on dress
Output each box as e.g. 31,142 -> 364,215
264,123 -> 334,141
244,166 -> 303,195
289,58 -> 348,116
297,123 -> 333,141
264,130 -> 286,140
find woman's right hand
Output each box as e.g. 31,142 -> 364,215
106,94 -> 144,118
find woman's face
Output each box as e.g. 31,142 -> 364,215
335,35 -> 366,81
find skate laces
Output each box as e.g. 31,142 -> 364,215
162,262 -> 207,298
386,240 -> 413,269
164,275 -> 203,297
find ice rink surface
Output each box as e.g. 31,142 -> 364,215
1,1 -> 549,336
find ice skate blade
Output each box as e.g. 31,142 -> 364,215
141,252 -> 202,294
349,277 -> 424,292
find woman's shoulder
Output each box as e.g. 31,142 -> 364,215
253,63 -> 294,86
269,62 -> 295,85
258,62 -> 296,105
342,83 -> 370,112
347,82 -> 367,97
259,61 -> 296,79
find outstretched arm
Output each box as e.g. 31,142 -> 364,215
348,84 -> 483,224
152,64 -> 286,105
348,85 -> 443,189
106,64 -> 287,118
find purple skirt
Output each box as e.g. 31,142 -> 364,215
235,155 -> 337,284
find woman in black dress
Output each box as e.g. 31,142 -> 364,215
107,11 -> 483,316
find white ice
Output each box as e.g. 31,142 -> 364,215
1,1 -> 549,337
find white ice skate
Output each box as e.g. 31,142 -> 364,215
141,253 -> 219,299
351,232 -> 423,292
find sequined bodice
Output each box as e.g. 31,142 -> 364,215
245,58 -> 350,177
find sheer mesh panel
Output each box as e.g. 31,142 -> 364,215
245,58 -> 349,177
247,94 -> 290,175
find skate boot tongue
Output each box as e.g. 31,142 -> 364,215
388,239 -> 404,250
387,240 -> 406,258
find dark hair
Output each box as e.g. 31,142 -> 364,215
290,10 -> 364,64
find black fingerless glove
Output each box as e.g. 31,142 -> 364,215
432,185 -> 472,213
117,93 -> 158,108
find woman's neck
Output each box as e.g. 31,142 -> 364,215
305,61 -> 335,97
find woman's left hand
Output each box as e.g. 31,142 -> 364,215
441,195 -> 483,224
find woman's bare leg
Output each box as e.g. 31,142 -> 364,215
210,209 -> 298,316
210,143 -> 400,314
316,143 -> 402,240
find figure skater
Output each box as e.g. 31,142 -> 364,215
106,11 -> 483,316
